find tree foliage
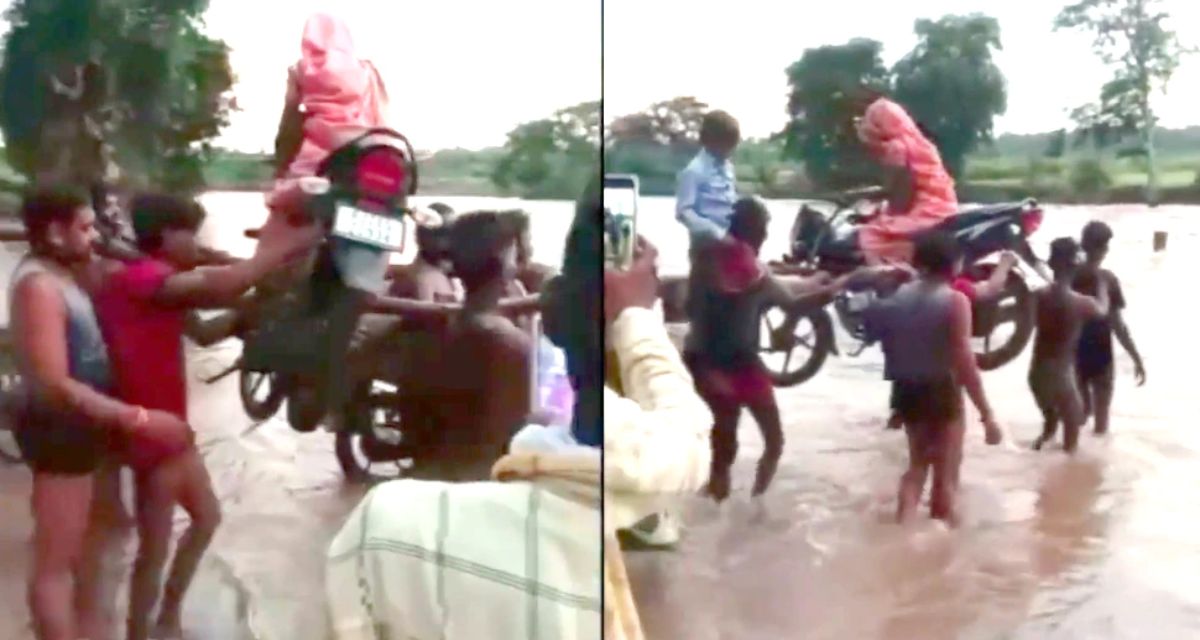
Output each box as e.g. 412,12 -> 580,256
892,14 -> 1008,179
607,96 -> 708,148
782,39 -> 891,189
491,100 -> 599,200
0,0 -> 236,193
1055,0 -> 1192,201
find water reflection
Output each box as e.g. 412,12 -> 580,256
628,198 -> 1199,639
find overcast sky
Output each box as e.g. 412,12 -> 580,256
0,0 -> 601,152
604,0 -> 1200,137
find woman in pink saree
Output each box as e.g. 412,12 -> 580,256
855,97 -> 958,265
264,13 -> 390,232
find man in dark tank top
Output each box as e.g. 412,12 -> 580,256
684,197 -> 848,502
863,232 -> 1002,525
1073,221 -> 1144,436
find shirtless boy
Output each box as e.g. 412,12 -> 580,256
1074,221 -> 1145,435
1030,237 -> 1109,453
686,197 -> 849,501
864,232 -> 1003,524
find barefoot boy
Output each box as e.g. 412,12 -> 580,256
685,197 -> 847,502
863,232 -> 1003,524
1074,221 -> 1145,435
1030,237 -> 1109,453
94,193 -> 317,640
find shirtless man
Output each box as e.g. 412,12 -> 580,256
864,232 -> 1003,525
504,208 -> 558,294
385,202 -> 461,302
1030,237 -> 1109,453
419,210 -> 533,479
686,197 -> 850,501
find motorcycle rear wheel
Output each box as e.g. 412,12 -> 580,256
759,307 -> 835,387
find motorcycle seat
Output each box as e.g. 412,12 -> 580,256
937,203 -> 1026,231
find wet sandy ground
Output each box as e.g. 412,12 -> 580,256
0,194 -> 575,640
627,199 -> 1200,640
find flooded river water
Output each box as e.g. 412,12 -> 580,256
0,193 -> 575,640
627,196 -> 1200,640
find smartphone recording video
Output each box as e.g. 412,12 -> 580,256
603,174 -> 639,270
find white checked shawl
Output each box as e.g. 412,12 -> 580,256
325,462 -> 602,640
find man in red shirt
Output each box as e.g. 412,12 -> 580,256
94,193 -> 317,640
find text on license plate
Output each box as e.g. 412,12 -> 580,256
332,205 -> 406,249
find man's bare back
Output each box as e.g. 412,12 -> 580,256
1029,238 -> 1109,452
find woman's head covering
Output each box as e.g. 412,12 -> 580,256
295,13 -> 387,132
856,97 -> 940,169
857,98 -> 918,146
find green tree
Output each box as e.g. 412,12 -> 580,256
0,0 -> 236,193
1055,0 -> 1192,204
607,96 -> 709,147
492,100 -> 599,200
1044,128 -> 1068,158
892,14 -> 1008,179
782,39 -> 891,189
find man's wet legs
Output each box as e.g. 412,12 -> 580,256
929,418 -> 965,525
1078,366 -> 1115,435
897,425 -> 930,524
746,397 -> 784,496
707,406 -> 741,502
29,473 -> 93,640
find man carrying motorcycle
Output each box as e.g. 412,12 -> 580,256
92,193 -> 318,640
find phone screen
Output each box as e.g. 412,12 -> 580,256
603,174 -> 639,269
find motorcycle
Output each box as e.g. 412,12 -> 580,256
760,188 -> 1046,387
206,127 -> 422,481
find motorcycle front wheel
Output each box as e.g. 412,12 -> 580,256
759,307 -> 835,387
335,381 -> 412,484
239,368 -> 286,422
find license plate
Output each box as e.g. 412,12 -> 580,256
331,205 -> 406,249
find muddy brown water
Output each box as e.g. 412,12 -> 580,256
627,197 -> 1200,640
0,193 -> 575,640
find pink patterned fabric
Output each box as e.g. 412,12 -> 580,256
267,13 -> 389,210
857,98 -> 958,264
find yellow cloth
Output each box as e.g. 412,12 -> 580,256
603,306 -> 714,639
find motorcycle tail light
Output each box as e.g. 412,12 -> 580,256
355,149 -> 407,201
1021,207 -> 1044,237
